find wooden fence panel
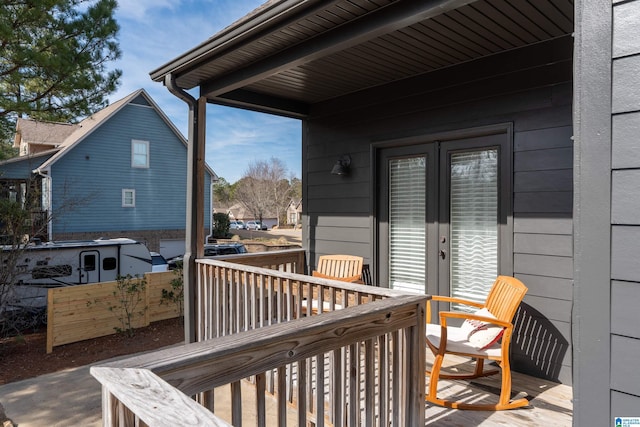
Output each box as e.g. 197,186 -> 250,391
46,271 -> 179,353
147,271 -> 182,322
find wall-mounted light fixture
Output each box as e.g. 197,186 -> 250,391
331,155 -> 351,176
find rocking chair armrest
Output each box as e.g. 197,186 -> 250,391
438,310 -> 513,329
427,296 -> 483,322
430,295 -> 484,308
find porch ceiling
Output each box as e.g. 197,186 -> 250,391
150,0 -> 574,118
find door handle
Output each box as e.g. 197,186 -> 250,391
439,249 -> 446,260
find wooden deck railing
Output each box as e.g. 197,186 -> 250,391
212,248 -> 306,273
92,258 -> 428,426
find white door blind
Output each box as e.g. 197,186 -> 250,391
389,157 -> 426,293
449,149 -> 498,310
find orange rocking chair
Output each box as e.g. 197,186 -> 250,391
426,275 -> 529,410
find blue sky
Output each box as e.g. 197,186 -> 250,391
108,0 -> 302,183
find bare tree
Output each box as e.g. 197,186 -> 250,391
0,173 -> 96,338
234,158 -> 294,227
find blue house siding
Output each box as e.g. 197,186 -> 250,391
0,154 -> 54,179
49,101 -> 211,236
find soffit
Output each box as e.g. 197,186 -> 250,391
152,0 -> 573,116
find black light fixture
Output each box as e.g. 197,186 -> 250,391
331,155 -> 351,176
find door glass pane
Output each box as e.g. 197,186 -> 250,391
389,157 -> 426,293
450,149 -> 498,310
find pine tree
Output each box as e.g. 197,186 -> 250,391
0,0 -> 122,157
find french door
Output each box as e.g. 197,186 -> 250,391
377,129 -> 511,307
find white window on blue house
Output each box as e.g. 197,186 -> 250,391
131,139 -> 149,168
122,189 -> 135,207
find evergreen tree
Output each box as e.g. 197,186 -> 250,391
0,0 -> 122,155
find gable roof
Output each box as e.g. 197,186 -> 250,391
2,89 -> 217,180
36,89 -> 180,171
14,118 -> 78,152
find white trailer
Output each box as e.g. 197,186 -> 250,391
2,238 -> 155,308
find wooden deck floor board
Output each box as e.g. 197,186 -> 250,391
225,352 -> 572,426
424,353 -> 573,426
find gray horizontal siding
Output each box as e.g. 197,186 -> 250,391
612,226 -> 640,281
514,254 -> 573,279
514,213 -> 572,235
612,390 -> 640,419
514,233 -> 573,257
613,0 -> 640,58
612,335 -> 640,396
612,55 -> 640,114
514,125 -> 573,151
314,225 -> 370,244
514,147 -> 573,171
514,169 -> 573,192
613,112 -> 640,169
511,299 -> 571,384
514,191 -> 573,213
522,295 -> 572,324
612,280 -> 640,339
304,37 -> 574,383
515,273 -> 572,301
609,0 -> 640,414
511,117 -> 574,381
612,170 -> 640,223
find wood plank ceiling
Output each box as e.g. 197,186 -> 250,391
153,0 -> 574,117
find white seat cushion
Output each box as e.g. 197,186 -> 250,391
426,323 -> 502,358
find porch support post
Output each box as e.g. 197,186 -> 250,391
165,74 -> 206,343
573,0 -> 612,425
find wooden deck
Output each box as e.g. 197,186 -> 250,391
186,358 -> 572,426
92,256 -> 572,426
423,353 -> 572,426
183,351 -> 572,426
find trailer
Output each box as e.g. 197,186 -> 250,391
1,238 -> 156,309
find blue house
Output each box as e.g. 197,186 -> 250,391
0,89 -> 216,257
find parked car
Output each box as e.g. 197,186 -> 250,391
229,221 -> 240,229
150,252 -> 169,272
246,220 -> 267,230
203,243 -> 248,256
235,220 -> 246,230
167,243 -> 248,269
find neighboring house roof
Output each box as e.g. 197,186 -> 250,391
286,199 -> 302,215
215,203 -> 249,220
215,203 -> 277,220
2,89 -> 217,180
14,118 -> 78,155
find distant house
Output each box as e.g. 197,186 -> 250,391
215,202 -> 278,229
0,89 -> 216,258
286,199 -> 301,227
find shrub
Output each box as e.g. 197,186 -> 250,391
161,268 -> 184,319
212,212 -> 230,238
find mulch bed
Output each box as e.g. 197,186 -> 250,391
0,317 -> 184,386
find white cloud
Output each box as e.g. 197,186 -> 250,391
115,0 -> 177,20
107,0 -> 300,183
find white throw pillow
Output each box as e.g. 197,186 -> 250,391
461,308 -> 504,350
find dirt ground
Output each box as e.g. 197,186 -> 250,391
0,317 -> 184,386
